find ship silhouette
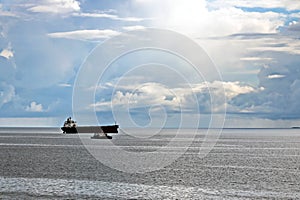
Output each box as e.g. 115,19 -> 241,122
61,117 -> 119,139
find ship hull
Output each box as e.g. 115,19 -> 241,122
61,125 -> 119,134
61,127 -> 78,134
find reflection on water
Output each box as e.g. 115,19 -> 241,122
1,176 -> 299,199
0,128 -> 299,199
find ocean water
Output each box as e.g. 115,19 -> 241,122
0,128 -> 299,199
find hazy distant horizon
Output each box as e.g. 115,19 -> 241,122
0,116 -> 298,129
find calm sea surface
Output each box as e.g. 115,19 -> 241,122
0,128 -> 299,199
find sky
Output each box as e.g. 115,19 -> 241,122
0,0 -> 300,128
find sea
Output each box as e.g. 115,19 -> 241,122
0,128 -> 299,199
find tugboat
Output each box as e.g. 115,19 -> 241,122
61,117 -> 119,139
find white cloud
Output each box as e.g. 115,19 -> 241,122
229,62 -> 300,118
0,48 -> 13,59
92,79 -> 255,114
131,0 -> 290,80
1,0 -> 299,126
120,17 -> 146,22
73,12 -> 116,18
5,20 -> 91,89
289,21 -> 298,26
122,25 -> 146,31
25,101 -> 44,112
92,70 -> 300,120
58,83 -> 72,87
48,29 -> 120,41
211,0 -> 300,11
200,34 -> 300,81
240,57 -> 273,61
28,0 -> 80,14
93,82 -> 181,112
134,0 -> 285,37
267,74 -> 285,79
73,12 -> 146,22
216,81 -> 255,99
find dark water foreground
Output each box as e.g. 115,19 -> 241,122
0,128 -> 299,199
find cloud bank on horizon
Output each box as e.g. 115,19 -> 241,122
0,0 -> 300,127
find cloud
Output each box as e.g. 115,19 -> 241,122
203,33 -> 300,83
230,61 -> 300,119
92,82 -> 181,112
0,48 -> 13,59
9,21 -> 90,89
28,0 -> 80,14
25,101 -> 44,112
48,29 -> 120,41
91,65 -> 300,120
58,83 -> 72,87
240,57 -> 273,61
267,74 -> 285,79
134,0 -> 285,37
122,25 -> 146,31
210,0 -> 300,11
131,0 -> 292,83
0,0 -> 299,126
73,12 -> 146,22
287,20 -> 300,32
0,82 -> 15,108
91,79 -> 255,114
73,12 -> 116,18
